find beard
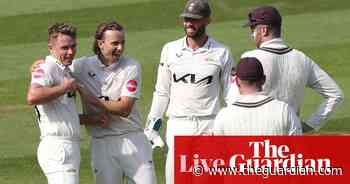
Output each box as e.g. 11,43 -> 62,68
185,25 -> 206,40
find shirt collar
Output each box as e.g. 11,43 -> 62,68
259,38 -> 288,49
235,92 -> 269,103
46,55 -> 67,70
95,55 -> 122,71
181,36 -> 212,53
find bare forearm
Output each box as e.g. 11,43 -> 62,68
76,86 -> 131,118
27,84 -> 66,105
79,114 -> 99,125
100,98 -> 134,117
77,87 -> 104,108
79,112 -> 108,128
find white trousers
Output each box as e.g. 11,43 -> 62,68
37,137 -> 80,184
91,131 -> 157,184
165,116 -> 215,184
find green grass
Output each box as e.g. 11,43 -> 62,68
0,0 -> 349,184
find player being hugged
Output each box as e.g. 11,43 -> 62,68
27,23 -> 93,184
30,21 -> 156,184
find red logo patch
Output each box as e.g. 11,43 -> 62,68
126,80 -> 137,93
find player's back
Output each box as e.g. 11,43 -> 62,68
241,43 -> 312,113
214,94 -> 296,135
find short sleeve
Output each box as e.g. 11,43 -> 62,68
30,63 -> 52,87
121,63 -> 141,98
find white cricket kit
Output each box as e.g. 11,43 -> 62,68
30,55 -> 80,184
72,55 -> 156,184
214,94 -> 302,135
72,55 -> 143,137
147,36 -> 234,184
228,38 -> 343,131
148,36 -> 234,118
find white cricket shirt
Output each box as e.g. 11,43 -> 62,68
227,38 -> 343,130
72,55 -> 142,137
214,94 -> 302,135
148,36 -> 234,119
30,55 -> 80,138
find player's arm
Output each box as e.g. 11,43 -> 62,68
286,104 -> 303,135
27,62 -> 77,105
27,58 -> 73,105
27,77 -> 77,105
97,96 -> 136,117
221,50 -> 236,106
147,44 -> 171,120
30,59 -> 44,73
144,45 -> 171,148
97,62 -> 141,117
78,84 -> 136,117
305,58 -> 344,131
79,112 -> 108,128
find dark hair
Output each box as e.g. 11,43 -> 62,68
93,21 -> 124,56
48,23 -> 76,42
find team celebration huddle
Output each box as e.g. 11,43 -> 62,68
26,0 -> 343,184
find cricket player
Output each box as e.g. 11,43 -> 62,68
31,21 -> 156,184
214,57 -> 302,135
146,0 -> 234,183
27,23 -> 81,184
228,6 -> 344,132
72,21 -> 156,184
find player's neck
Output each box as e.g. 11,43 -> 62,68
258,35 -> 274,48
98,55 -> 116,66
239,86 -> 261,95
186,34 -> 208,50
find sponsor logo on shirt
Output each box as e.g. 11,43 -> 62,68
176,52 -> 183,58
88,71 -> 96,78
173,73 -> 213,85
126,80 -> 137,92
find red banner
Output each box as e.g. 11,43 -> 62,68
174,136 -> 350,184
